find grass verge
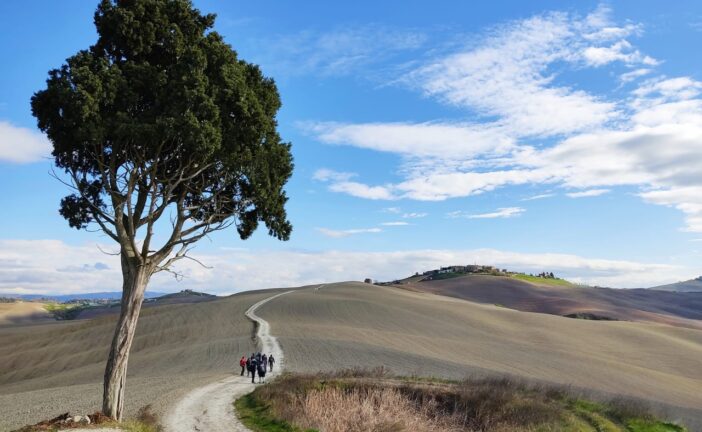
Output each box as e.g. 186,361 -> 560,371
235,393 -> 313,432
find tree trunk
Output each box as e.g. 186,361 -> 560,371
102,254 -> 151,420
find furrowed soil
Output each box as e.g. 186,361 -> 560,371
3,281 -> 702,430
397,274 -> 702,329
257,282 -> 702,429
0,290 -> 278,431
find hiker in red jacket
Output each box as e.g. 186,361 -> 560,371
239,356 -> 246,376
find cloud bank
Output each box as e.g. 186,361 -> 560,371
0,240 -> 694,296
306,7 -> 702,232
0,121 -> 51,163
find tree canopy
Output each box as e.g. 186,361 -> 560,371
32,0 -> 293,271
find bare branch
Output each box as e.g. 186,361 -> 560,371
96,244 -> 121,256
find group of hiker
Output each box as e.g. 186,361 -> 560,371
239,352 -> 275,383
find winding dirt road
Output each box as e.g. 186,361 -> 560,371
162,290 -> 292,432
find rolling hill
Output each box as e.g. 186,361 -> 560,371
390,274 -> 702,329
0,302 -> 53,327
651,276 -> 702,293
1,282 -> 701,430
0,291 -> 169,302
0,290 -> 274,431
257,282 -> 702,428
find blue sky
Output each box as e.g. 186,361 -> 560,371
1,1 -> 702,294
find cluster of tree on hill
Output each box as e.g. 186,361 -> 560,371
374,265 -> 566,286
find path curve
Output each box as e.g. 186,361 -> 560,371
162,290 -> 292,432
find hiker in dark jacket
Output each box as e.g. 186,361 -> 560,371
257,360 -> 267,383
250,357 -> 258,384
239,356 -> 247,376
261,354 -> 268,372
245,357 -> 252,377
268,354 -> 275,371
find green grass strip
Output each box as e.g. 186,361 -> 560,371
234,392 -> 316,432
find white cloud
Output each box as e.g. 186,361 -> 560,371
313,168 -> 356,182
316,227 -> 383,238
381,221 -> 409,226
382,207 -> 402,214
633,77 -> 702,100
566,189 -> 611,198
402,212 -> 427,219
314,168 -> 396,200
304,121 -> 514,158
251,25 -> 426,77
0,121 -> 51,163
640,187 -> 702,233
620,68 -> 652,83
329,181 -> 396,200
522,193 -> 555,201
582,40 -> 657,67
0,240 -> 121,295
448,207 -> 525,219
0,239 -> 693,293
402,8 -> 637,137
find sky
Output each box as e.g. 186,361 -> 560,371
1,0 -> 702,295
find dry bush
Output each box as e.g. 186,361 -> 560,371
450,377 -> 562,430
136,405 -> 159,428
330,366 -> 392,379
295,386 -> 460,432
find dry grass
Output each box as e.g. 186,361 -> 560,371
298,387 -> 451,432
240,372 -> 687,432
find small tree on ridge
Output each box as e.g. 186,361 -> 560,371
31,0 -> 293,420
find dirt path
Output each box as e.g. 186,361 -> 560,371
161,290 -> 292,432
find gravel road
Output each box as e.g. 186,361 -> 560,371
161,290 -> 291,432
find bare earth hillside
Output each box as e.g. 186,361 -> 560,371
258,282 -> 702,428
651,277 -> 702,293
3,282 -> 702,430
0,302 -> 53,327
0,290 -> 275,431
395,274 -> 702,329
